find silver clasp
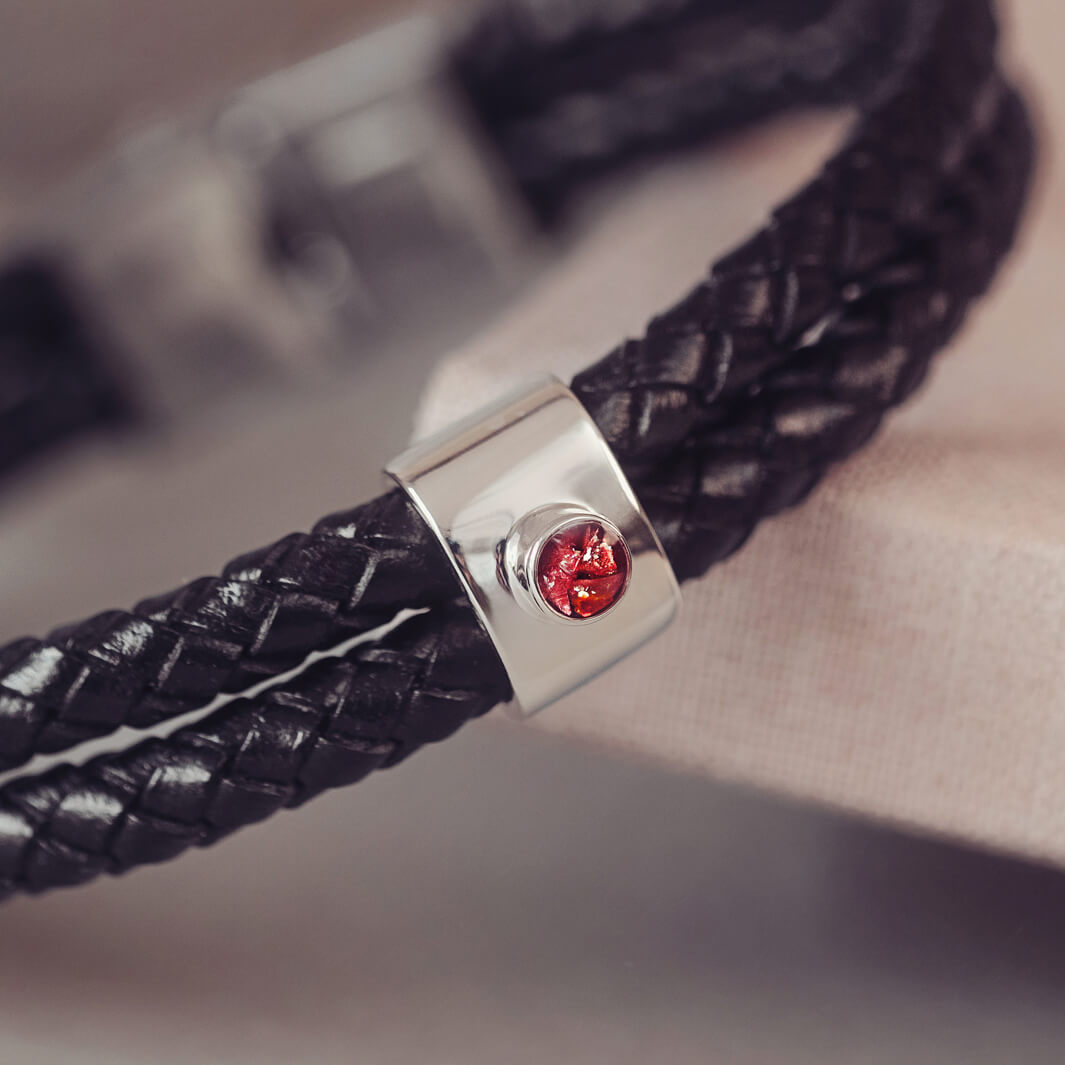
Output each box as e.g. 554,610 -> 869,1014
213,16 -> 534,343
28,16 -> 536,422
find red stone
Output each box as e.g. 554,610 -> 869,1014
535,520 -> 630,619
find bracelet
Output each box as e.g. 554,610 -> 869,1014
0,0 -> 1034,898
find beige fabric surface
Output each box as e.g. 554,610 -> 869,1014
415,6 -> 1065,866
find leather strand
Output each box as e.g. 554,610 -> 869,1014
0,603 -> 508,899
571,0 -> 999,471
0,0 -> 1035,897
0,0 -> 983,774
639,82 -> 1035,578
0,490 -> 457,771
452,0 -> 913,219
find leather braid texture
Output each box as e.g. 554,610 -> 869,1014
0,0 -> 1034,897
0,490 -> 456,771
0,605 -> 507,900
571,0 -> 1004,472
452,0 -> 913,220
639,81 -> 1033,579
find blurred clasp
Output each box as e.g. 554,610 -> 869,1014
26,15 -> 536,423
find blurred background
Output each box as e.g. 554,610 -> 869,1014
1,1 -> 1064,1062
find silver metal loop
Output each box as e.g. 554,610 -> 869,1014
387,376 -> 680,715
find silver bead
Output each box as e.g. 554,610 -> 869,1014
386,376 -> 680,715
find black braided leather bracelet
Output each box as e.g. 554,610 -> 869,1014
0,0 -> 1034,898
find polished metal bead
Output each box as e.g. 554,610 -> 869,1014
386,376 -> 680,715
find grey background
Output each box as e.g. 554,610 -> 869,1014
0,1 -> 1063,1062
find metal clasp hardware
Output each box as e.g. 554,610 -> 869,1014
213,16 -> 534,346
29,16 -> 536,422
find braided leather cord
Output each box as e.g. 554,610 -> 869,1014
0,0 -> 1036,895
452,0 -> 912,220
0,490 -> 457,770
0,604 -> 507,899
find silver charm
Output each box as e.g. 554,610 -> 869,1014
387,377 -> 680,715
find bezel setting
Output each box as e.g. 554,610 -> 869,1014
503,506 -> 631,622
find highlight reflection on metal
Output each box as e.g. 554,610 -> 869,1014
387,377 -> 680,716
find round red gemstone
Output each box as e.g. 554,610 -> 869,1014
535,519 -> 630,619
